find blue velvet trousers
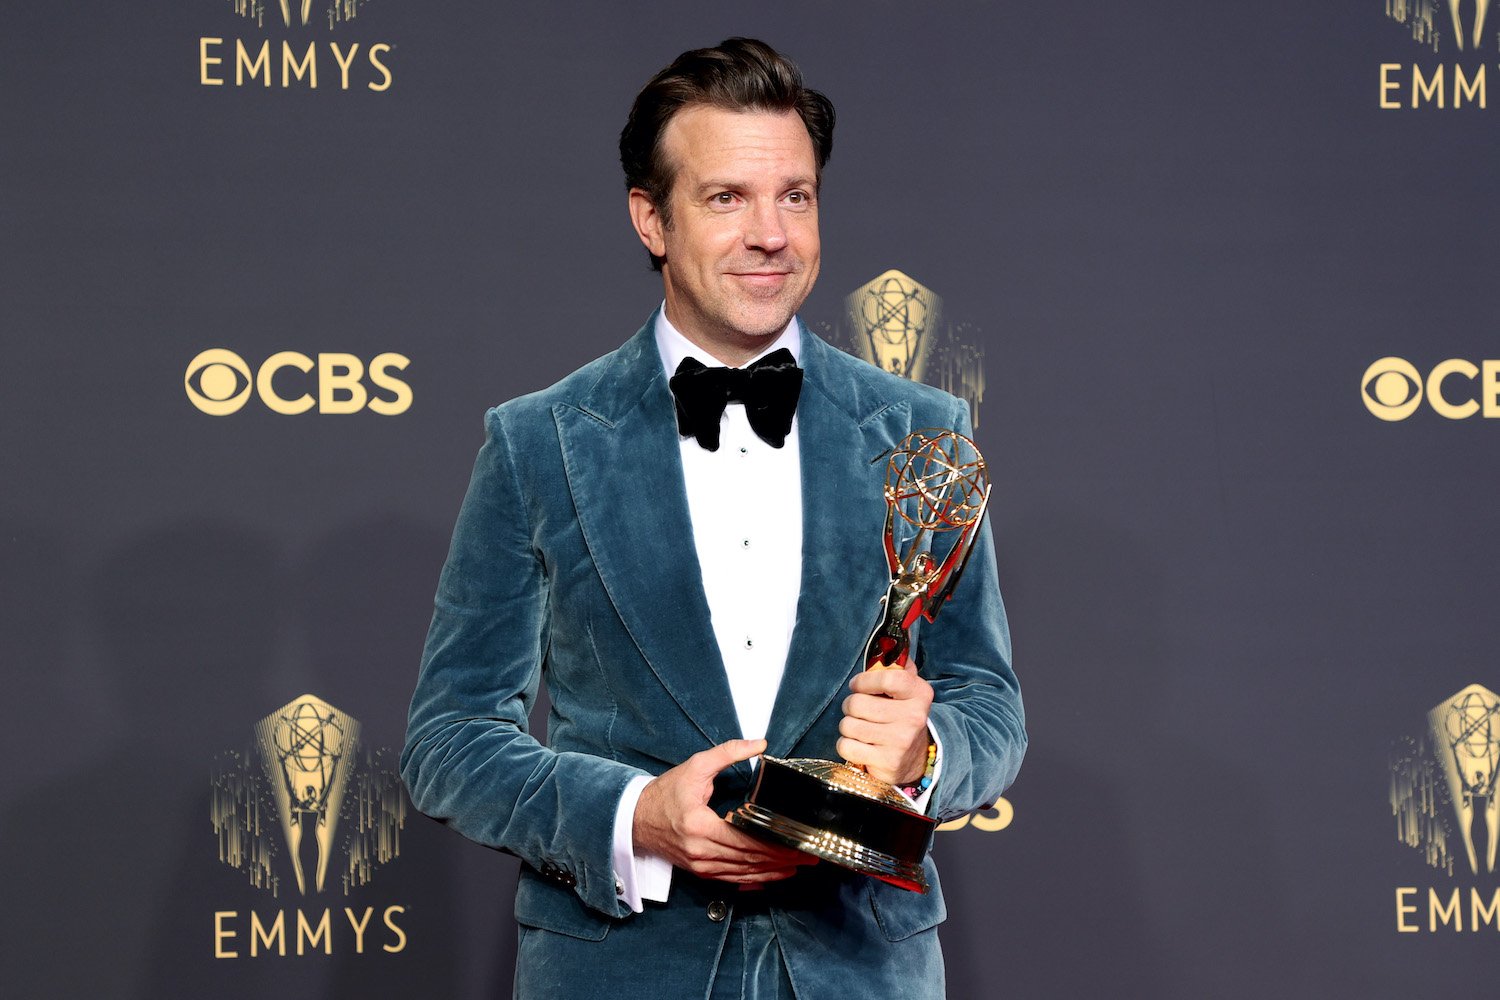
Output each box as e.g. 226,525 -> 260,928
709,913 -> 796,1000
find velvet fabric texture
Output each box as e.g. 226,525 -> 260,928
401,316 -> 1026,999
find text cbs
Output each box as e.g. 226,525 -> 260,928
1362,356 -> 1500,421
185,349 -> 412,416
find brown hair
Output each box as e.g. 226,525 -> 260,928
620,37 -> 835,269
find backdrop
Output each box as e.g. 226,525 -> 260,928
4,2 -> 1498,997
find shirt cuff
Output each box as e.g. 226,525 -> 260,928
896,721 -> 944,814
611,774 -> 674,912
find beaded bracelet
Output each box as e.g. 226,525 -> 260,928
901,739 -> 938,796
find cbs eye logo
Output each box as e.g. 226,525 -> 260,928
1361,357 -> 1423,421
185,349 -> 412,416
1362,356 -> 1500,422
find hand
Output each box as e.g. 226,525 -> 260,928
633,739 -> 818,884
837,666 -> 934,785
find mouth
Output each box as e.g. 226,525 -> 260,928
728,270 -> 795,288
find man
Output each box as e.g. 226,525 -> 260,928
402,38 -> 1025,999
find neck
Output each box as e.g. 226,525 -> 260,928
661,307 -> 786,367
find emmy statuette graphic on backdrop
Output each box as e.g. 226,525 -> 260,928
730,429 -> 991,892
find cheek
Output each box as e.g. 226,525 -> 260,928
791,220 -> 821,256
668,224 -> 735,269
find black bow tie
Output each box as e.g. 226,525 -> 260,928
669,348 -> 803,451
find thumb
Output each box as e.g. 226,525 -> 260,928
693,738 -> 767,775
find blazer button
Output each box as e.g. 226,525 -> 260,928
706,900 -> 729,923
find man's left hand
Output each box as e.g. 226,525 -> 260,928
837,666 -> 934,785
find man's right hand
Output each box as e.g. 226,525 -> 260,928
633,739 -> 818,884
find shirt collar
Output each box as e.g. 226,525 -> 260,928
654,306 -> 802,377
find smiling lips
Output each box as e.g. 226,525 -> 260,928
728,265 -> 797,283
728,272 -> 794,294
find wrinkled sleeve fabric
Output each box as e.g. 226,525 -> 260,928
920,399 -> 1028,822
400,407 -> 647,918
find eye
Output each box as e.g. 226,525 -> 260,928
711,191 -> 737,206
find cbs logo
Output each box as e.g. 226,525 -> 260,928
185,349 -> 412,416
1362,356 -> 1500,422
936,796 -> 1013,833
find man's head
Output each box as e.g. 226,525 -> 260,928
622,39 -> 835,363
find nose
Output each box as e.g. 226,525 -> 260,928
743,199 -> 788,254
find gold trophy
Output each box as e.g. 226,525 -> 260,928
730,428 -> 991,892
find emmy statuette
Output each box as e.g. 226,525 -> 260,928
729,428 -> 991,892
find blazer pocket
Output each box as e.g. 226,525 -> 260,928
867,861 -> 947,941
514,868 -> 612,942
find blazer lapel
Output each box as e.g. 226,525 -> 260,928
764,332 -> 912,758
553,321 -> 741,748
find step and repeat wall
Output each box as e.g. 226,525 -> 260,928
4,2 -> 1498,997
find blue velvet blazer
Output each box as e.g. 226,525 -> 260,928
401,319 -> 1026,999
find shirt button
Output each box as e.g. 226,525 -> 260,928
707,900 -> 729,923
741,538 -> 751,548
744,638 -> 754,650
739,447 -> 748,455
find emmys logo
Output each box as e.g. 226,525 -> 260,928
1388,683 -> 1500,932
210,694 -> 409,958
1360,356 -> 1500,421
184,348 -> 412,415
199,1 -> 393,91
225,1 -> 371,29
1389,0 -> 1494,51
832,269 -> 987,429
1380,1 -> 1493,108
1448,0 -> 1494,49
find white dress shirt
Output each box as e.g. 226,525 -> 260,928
610,309 -> 938,912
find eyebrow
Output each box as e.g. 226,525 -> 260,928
693,176 -> 819,196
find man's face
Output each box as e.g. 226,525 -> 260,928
630,106 -> 821,364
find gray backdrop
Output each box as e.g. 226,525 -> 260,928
4,2 -> 1497,997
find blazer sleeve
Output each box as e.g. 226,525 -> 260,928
920,399 -> 1028,821
400,407 -> 645,917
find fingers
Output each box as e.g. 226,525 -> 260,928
692,827 -> 818,876
691,738 -> 768,776
640,739 -> 832,881
837,714 -> 882,745
849,668 -> 930,699
842,693 -> 924,726
845,670 -> 933,733
700,865 -> 806,884
698,815 -> 811,864
838,691 -> 931,784
836,736 -> 908,778
675,814 -> 818,881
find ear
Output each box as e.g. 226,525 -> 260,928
627,188 -> 667,259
